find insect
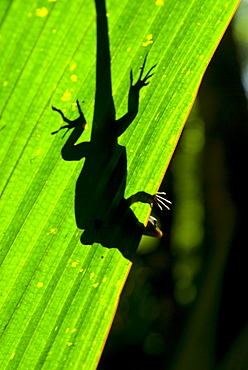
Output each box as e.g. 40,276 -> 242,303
51,0 -> 171,259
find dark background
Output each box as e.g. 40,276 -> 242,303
98,10 -> 248,370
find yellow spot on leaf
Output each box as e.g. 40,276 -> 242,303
36,7 -> 48,17
71,328 -> 77,333
70,63 -> 77,71
104,311 -> 109,317
37,282 -> 44,288
186,71 -> 191,76
90,273 -> 95,280
3,81 -> 8,87
170,135 -> 176,145
61,90 -> 72,102
71,261 -> 78,267
47,228 -> 57,235
102,277 -> 107,283
155,0 -> 164,4
199,55 -> 204,59
92,283 -> 99,288
70,74 -> 78,82
52,29 -> 56,33
127,47 -> 131,52
10,353 -> 15,360
36,149 -> 41,156
142,34 -> 153,47
65,328 -> 70,333
68,342 -> 73,346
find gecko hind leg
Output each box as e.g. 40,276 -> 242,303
144,216 -> 163,238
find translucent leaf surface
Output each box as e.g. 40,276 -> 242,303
0,0 -> 240,368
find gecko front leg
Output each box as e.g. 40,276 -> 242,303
116,55 -> 157,137
51,100 -> 89,161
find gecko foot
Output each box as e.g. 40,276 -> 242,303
130,53 -> 157,90
153,192 -> 172,210
143,216 -> 163,238
51,103 -> 85,137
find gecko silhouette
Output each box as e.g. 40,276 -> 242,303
51,0 -> 171,260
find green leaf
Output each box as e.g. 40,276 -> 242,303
0,0 -> 240,368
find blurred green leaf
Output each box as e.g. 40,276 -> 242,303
0,0 -> 240,368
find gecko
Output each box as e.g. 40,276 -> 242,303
51,0 -> 171,259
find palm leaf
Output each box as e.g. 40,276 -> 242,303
0,0 -> 240,368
